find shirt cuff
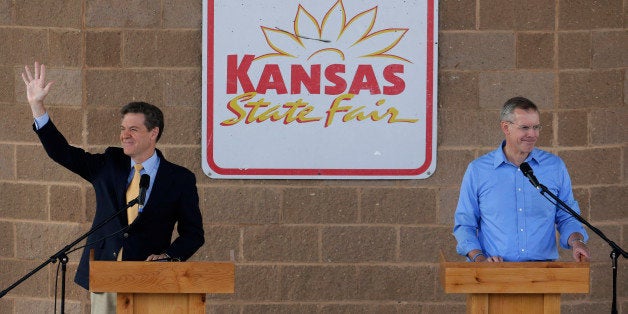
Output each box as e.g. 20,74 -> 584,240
34,112 -> 50,130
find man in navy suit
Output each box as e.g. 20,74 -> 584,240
22,62 -> 205,313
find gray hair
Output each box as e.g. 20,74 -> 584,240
500,97 -> 539,122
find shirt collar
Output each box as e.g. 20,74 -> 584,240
130,151 -> 158,172
493,140 -> 540,169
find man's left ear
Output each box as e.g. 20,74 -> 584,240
151,127 -> 160,140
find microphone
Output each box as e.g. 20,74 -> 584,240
138,174 -> 150,213
519,162 -> 540,189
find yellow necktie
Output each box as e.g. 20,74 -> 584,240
126,163 -> 143,223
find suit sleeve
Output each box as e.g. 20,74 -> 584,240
165,169 -> 205,260
34,120 -> 103,182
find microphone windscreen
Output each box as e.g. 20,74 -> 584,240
139,174 -> 150,189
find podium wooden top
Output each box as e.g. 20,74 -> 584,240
439,252 -> 589,294
89,261 -> 235,294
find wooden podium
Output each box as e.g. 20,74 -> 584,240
439,253 -> 589,314
90,260 -> 235,313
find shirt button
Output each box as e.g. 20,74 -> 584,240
518,208 -> 523,211
520,229 -> 524,232
521,249 -> 525,252
518,188 -> 521,191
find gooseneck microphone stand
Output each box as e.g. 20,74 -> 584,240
0,197 -> 140,313
529,181 -> 627,314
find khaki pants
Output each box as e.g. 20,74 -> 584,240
90,292 -> 116,314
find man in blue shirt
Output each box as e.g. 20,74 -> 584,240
453,97 -> 590,262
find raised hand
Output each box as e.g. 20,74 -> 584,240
21,62 -> 53,117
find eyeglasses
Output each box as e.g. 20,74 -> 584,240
506,121 -> 542,132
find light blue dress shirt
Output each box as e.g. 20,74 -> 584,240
453,142 -> 588,261
128,152 -> 159,211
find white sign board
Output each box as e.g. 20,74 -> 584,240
202,0 -> 438,179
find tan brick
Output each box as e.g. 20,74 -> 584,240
361,187 -> 436,224
50,185 -> 85,223
557,110 -> 588,146
160,106 -> 201,145
0,260 -> 48,297
16,145 -> 82,182
400,226 -> 455,262
357,265 -> 435,301
201,186 -> 281,224
85,69 -> 163,106
42,107 -> 84,144
558,0 -> 623,30
429,149 -> 477,187
85,31 -> 122,68
572,187 -> 590,220
6,106 -> 82,146
207,265 -> 281,301
281,265 -> 357,300
85,0 -> 160,28
558,70 -> 624,109
625,70 -> 628,106
15,0 -> 81,28
320,304 -> 402,313
162,69 -> 201,107
47,262 -> 89,302
163,0 -> 202,28
159,147 -> 206,185
49,29 -> 82,67
124,30 -> 201,67
439,110 -> 502,147
478,72 -> 555,111
0,28 -> 47,67
15,68 -> 82,106
0,66 -> 14,102
589,186 -> 627,222
242,304 -> 318,313
479,0 -> 555,30
517,32 -> 554,69
243,225 -> 318,262
439,0 -> 476,30
14,299 -> 83,313
439,33 -> 515,70
562,302 -> 612,314
283,187 -> 358,223
438,71 -> 479,109
15,222 -> 83,260
559,148 -> 621,185
192,225 -> 239,261
86,107 -> 120,146
206,304 -> 240,313
0,0 -> 11,24
322,226 -> 395,262
0,222 -> 14,258
537,111 -> 554,147
0,182 -> 47,219
0,144 -> 14,180
558,32 -> 591,69
0,299 -> 12,314
589,263 -> 616,301
590,107 -> 627,145
438,187 -> 459,225
592,30 -> 628,69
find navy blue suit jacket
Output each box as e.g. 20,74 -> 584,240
35,121 -> 204,290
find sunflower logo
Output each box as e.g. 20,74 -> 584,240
256,0 -> 411,62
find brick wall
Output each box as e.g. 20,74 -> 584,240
0,1 -> 625,313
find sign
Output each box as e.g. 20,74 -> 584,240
202,0 -> 438,179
